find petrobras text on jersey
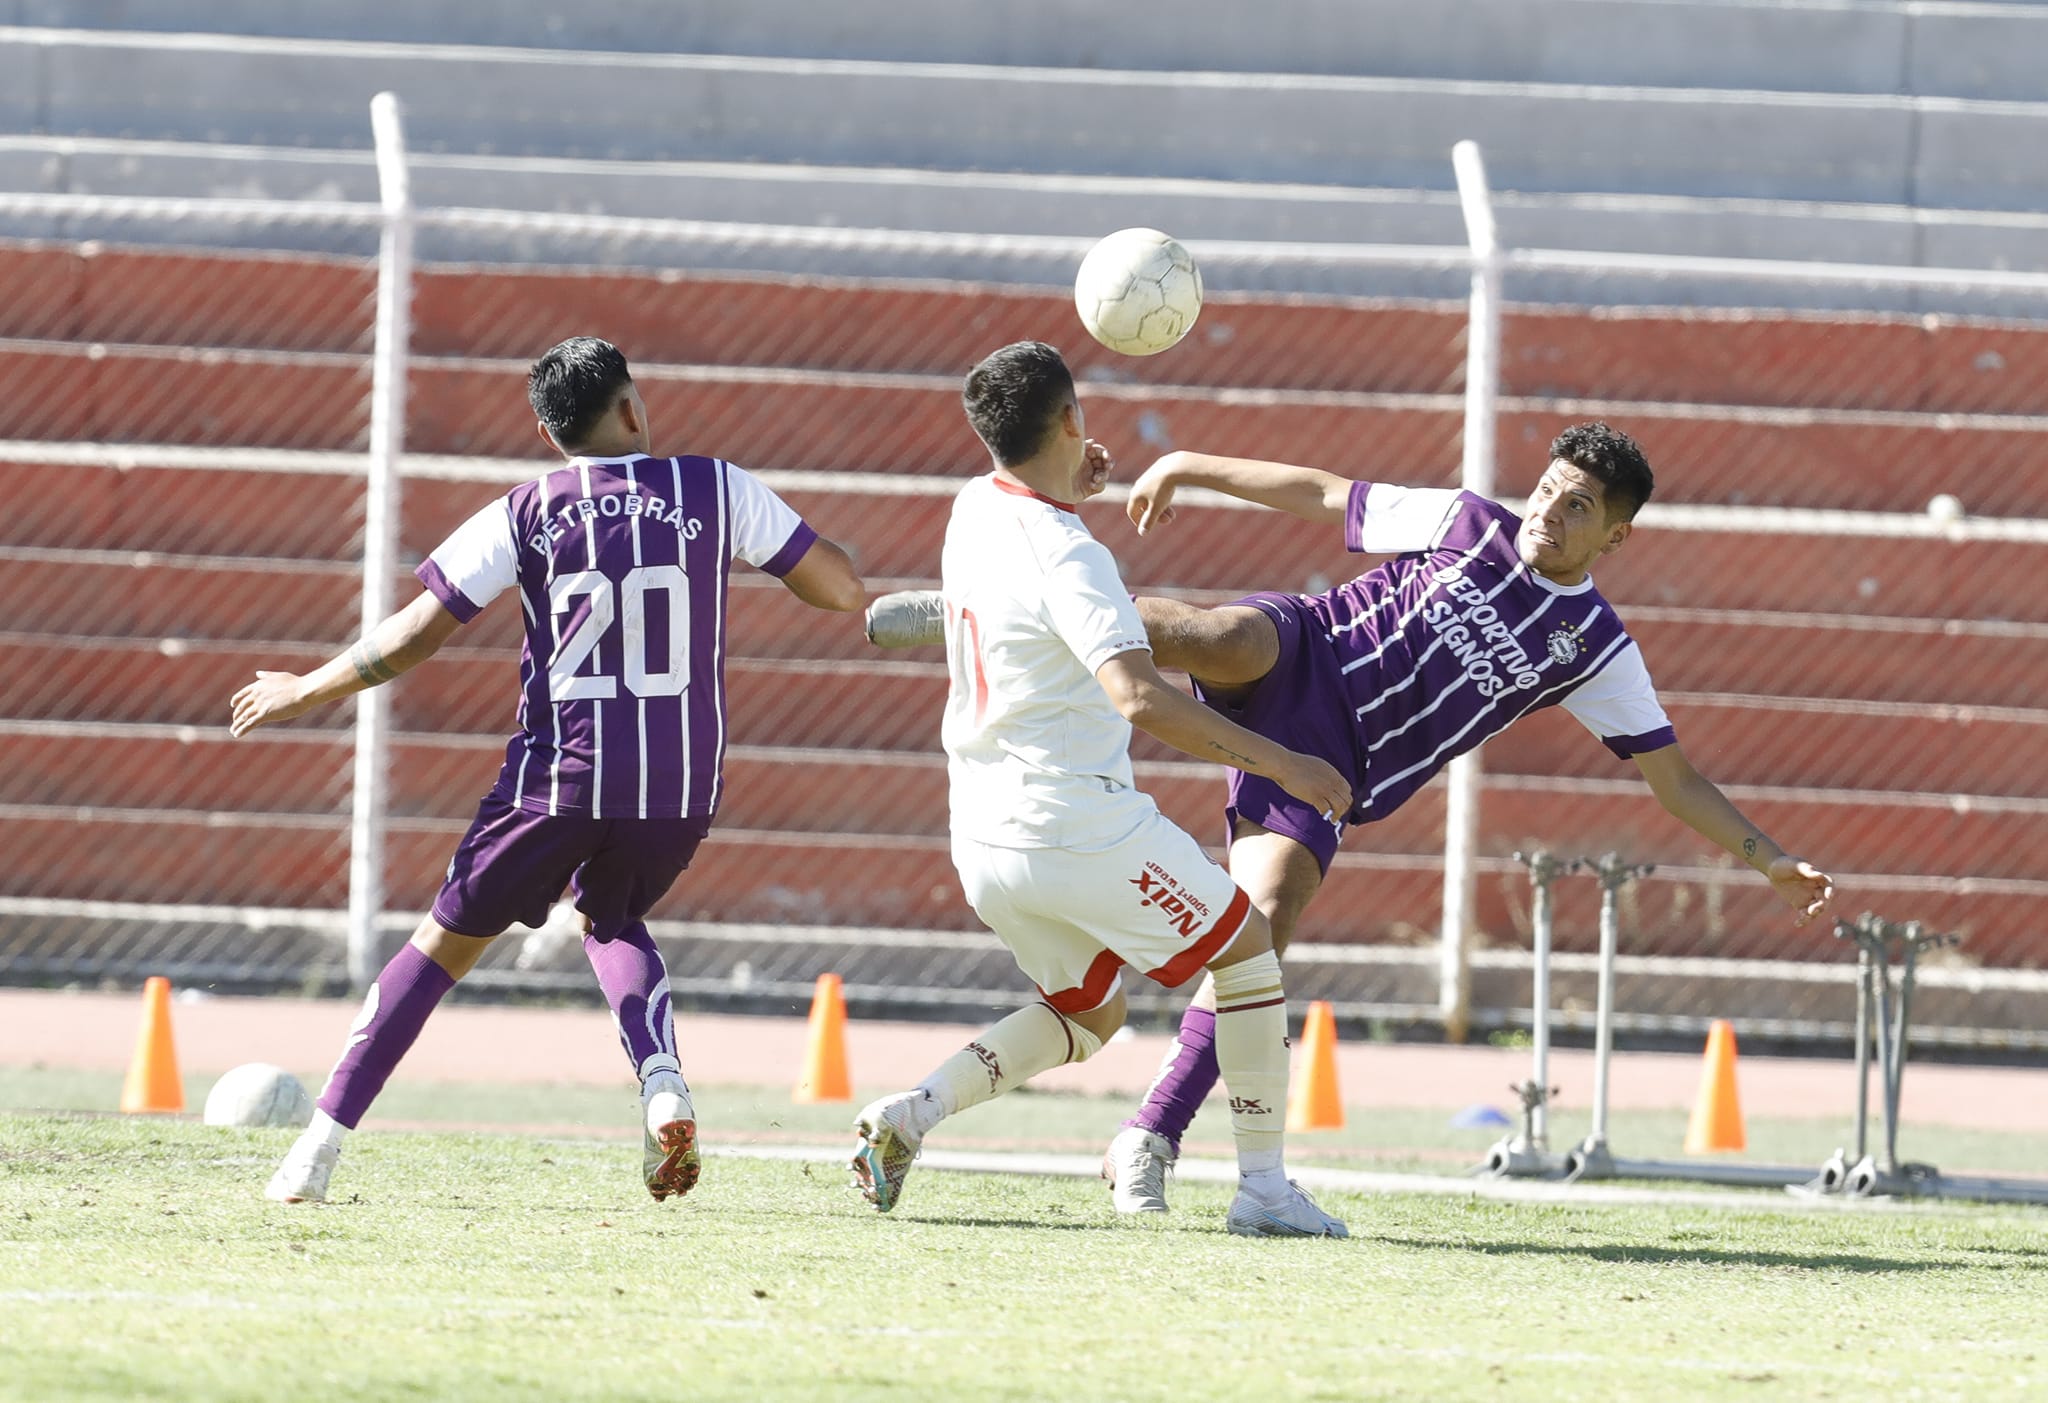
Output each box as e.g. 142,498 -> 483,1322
527,491 -> 704,554
1425,565 -> 1544,698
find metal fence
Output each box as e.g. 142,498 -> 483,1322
2,107 -> 2044,1050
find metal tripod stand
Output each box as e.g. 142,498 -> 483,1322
1565,854 -> 1818,1188
1804,914 -> 2048,1205
1478,851 -> 1576,1179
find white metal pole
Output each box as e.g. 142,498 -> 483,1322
1589,875 -> 1619,1143
1529,872 -> 1554,1145
348,92 -> 413,990
1441,140 -> 1501,1040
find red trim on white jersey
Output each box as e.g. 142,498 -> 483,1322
989,472 -> 1080,514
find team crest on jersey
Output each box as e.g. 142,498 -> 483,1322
1546,624 -> 1583,666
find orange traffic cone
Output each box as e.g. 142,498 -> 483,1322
793,973 -> 852,1103
1286,1000 -> 1345,1131
120,976 -> 184,1114
1683,1018 -> 1746,1153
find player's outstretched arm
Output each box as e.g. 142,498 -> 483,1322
229,591 -> 463,738
1126,451 -> 1351,535
1632,742 -> 1835,927
1095,649 -> 1351,821
778,536 -> 866,613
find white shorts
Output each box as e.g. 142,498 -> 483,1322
950,810 -> 1253,1015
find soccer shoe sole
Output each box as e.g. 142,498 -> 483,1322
646,1118 -> 702,1202
863,591 -> 944,649
849,1122 -> 914,1213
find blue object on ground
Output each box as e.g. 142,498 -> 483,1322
1450,1104 -> 1512,1129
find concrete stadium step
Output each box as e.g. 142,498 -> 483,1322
10,440 -> 2047,637
0,552 -> 362,642
9,550 -> 2043,711
14,138 -> 2048,277
10,352 -> 2048,522
0,454 -> 372,561
27,0 -> 2048,103
6,634 -> 2043,797
9,724 -> 2040,884
0,637 -> 953,749
0,554 -> 880,659
14,245 -> 2048,415
764,496 -> 2044,626
9,29 -> 2048,211
8,429 -> 2045,619
4,811 -> 2037,964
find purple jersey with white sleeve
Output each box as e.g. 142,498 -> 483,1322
1209,481 -> 1674,871
1328,481 -> 1674,820
416,453 -> 816,819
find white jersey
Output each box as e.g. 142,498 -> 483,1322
940,473 -> 1154,850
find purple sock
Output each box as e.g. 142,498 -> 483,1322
316,943 -> 456,1130
584,922 -> 683,1084
1124,1006 -> 1220,1153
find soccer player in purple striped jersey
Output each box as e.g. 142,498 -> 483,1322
229,337 -> 865,1205
1091,423 -> 1835,1210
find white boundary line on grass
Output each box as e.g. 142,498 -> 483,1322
708,1143 -> 1972,1216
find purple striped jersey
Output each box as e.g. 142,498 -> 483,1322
416,453 -> 817,818
1312,481 -> 1675,824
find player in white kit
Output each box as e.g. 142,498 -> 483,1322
848,341 -> 1354,1237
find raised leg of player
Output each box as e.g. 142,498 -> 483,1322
584,921 -> 700,1201
1133,597 -> 1278,693
864,591 -> 1285,695
852,996 -> 1114,1213
266,918 -> 483,1202
1112,825 -> 1326,1210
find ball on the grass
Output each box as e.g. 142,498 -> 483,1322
1074,227 -> 1203,356
203,1062 -> 314,1128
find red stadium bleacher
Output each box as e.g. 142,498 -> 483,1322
5,243 -> 2044,969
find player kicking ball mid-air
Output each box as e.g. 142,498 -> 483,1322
849,341 -> 1353,1237
231,337 -> 865,1204
868,421 -> 1835,1214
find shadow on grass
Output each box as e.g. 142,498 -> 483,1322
1368,1232 -> 2044,1273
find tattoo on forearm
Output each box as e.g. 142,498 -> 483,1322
1209,742 -> 1257,767
348,640 -> 400,687
1742,836 -> 1759,861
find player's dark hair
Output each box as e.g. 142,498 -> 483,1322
961,341 -> 1076,466
1550,421 -> 1654,522
528,337 -> 634,449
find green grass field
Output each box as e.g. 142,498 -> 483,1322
5,1069 -> 2047,1401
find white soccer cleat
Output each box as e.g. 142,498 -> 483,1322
864,590 -> 945,649
1225,1179 -> 1350,1239
849,1091 -> 928,1213
1102,1126 -> 1177,1214
643,1087 -> 702,1202
265,1135 -> 340,1204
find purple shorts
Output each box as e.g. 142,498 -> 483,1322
431,789 -> 713,940
1196,591 -> 1365,875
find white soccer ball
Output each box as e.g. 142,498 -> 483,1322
203,1062 -> 314,1128
1074,227 -> 1203,356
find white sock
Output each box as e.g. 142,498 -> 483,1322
308,1109 -> 348,1152
913,1001 -> 1100,1135
1211,951 -> 1290,1182
641,1069 -> 690,1105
